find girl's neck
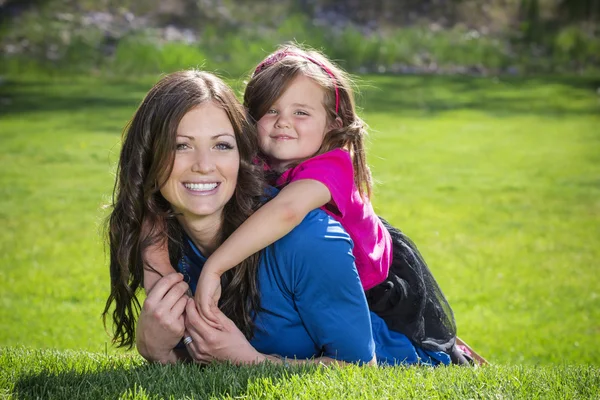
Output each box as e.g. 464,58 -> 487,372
176,212 -> 222,256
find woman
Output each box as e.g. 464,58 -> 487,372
103,70 -> 451,366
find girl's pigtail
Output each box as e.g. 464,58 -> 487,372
347,119 -> 372,200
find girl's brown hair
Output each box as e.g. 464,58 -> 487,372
103,70 -> 265,349
244,44 -> 372,198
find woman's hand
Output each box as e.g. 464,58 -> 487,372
136,272 -> 190,364
183,298 -> 264,365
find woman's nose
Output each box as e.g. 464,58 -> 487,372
191,150 -> 216,173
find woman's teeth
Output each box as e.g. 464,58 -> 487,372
184,183 -> 218,191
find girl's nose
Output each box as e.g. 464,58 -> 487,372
275,114 -> 291,129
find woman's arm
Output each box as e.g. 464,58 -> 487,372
141,219 -> 177,294
183,299 -> 376,366
277,214 -> 378,365
136,272 -> 190,364
195,179 -> 331,324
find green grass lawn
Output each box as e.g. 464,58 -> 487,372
0,73 -> 599,398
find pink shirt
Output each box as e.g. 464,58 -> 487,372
276,149 -> 392,290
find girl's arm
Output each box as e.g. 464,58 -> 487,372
195,179 -> 331,324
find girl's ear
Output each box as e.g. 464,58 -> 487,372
329,117 -> 343,130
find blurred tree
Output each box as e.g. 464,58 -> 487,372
558,0 -> 600,22
0,0 -> 48,25
519,0 -> 542,42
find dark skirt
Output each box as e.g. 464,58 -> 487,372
366,217 -> 469,365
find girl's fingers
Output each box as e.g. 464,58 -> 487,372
201,304 -> 223,330
186,298 -> 213,333
211,306 -> 234,329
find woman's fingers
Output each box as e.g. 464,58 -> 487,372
183,328 -> 215,365
145,272 -> 184,305
161,280 -> 191,308
171,293 -> 189,317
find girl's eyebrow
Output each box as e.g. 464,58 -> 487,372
291,103 -> 315,110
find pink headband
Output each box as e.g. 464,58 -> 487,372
253,50 -> 340,115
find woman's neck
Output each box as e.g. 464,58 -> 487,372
176,212 -> 222,256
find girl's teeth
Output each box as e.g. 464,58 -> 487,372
184,183 -> 218,191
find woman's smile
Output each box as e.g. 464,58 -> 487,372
183,182 -> 220,194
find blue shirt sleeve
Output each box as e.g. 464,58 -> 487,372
274,211 -> 376,364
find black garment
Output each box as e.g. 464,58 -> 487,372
366,217 -> 469,365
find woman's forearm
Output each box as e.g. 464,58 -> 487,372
257,353 -> 377,367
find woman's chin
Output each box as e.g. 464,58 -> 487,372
183,206 -> 223,219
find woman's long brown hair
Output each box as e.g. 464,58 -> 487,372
103,70 -> 266,349
244,44 -> 373,199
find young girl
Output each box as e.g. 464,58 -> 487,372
144,45 -> 485,365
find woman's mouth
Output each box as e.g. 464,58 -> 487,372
183,182 -> 219,194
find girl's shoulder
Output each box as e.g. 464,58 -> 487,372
279,149 -> 353,186
304,148 -> 351,166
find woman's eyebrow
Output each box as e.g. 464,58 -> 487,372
176,133 -> 234,140
212,133 -> 235,139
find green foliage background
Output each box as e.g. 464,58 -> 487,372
0,1 -> 599,397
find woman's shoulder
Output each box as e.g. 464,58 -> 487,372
263,208 -> 354,276
281,208 -> 352,248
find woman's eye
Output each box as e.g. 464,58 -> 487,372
295,110 -> 309,116
176,143 -> 190,150
215,142 -> 234,150
266,109 -> 277,114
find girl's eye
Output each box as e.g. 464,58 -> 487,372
176,143 -> 190,151
266,109 -> 277,114
295,110 -> 309,116
215,142 -> 234,150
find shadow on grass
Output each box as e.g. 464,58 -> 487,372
10,361 -> 318,399
1,75 -> 598,121
0,79 -> 152,118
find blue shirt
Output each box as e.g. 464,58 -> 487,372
179,208 -> 450,366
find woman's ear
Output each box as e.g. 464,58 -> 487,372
329,117 -> 343,130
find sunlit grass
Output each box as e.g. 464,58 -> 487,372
1,347 -> 599,399
0,73 -> 599,398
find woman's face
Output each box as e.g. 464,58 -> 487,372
160,101 -> 240,221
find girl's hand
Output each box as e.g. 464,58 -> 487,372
136,272 -> 190,364
194,268 -> 223,330
184,298 -> 264,365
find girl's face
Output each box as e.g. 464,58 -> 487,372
160,102 -> 240,221
257,74 -> 332,172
